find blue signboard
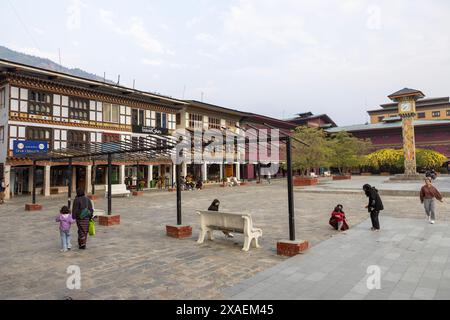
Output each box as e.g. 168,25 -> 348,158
13,140 -> 49,156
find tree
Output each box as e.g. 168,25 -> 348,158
290,127 -> 332,176
328,131 -> 372,174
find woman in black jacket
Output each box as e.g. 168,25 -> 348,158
72,188 -> 94,249
363,184 -> 384,231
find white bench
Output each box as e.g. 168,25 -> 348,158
104,184 -> 131,197
196,210 -> 263,251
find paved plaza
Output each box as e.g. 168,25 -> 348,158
0,177 -> 449,300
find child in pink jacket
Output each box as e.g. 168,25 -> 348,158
55,206 -> 76,252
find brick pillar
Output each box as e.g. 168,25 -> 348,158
44,165 -> 51,196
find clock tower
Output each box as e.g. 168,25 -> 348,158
388,88 -> 425,177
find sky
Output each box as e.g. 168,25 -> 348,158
0,0 -> 449,126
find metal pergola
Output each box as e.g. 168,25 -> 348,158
18,129 -> 307,242
17,134 -> 182,219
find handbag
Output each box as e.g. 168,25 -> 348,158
89,219 -> 95,236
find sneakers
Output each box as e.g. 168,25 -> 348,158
426,215 -> 431,222
430,220 -> 435,224
60,249 -> 68,252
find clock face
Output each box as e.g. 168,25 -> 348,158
400,101 -> 412,112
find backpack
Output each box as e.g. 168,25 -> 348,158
79,207 -> 91,219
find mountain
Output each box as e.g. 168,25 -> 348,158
0,45 -> 114,83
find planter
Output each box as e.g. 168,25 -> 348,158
132,191 -> 144,196
361,173 -> 372,176
380,172 -> 391,176
332,175 -> 352,180
293,176 -> 318,186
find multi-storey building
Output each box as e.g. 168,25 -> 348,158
0,59 -> 185,200
368,97 -> 450,124
178,100 -> 246,182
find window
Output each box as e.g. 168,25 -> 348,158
53,94 -> 69,122
102,132 -> 120,143
9,125 -> 26,150
156,112 -> 162,128
0,88 -> 5,109
67,130 -> 90,150
417,112 -> 426,119
209,117 -> 221,129
162,113 -> 167,128
0,126 -> 4,143
69,97 -> 89,120
89,101 -> 103,122
447,110 -> 450,117
53,129 -> 67,150
26,127 -> 52,148
102,103 -> 119,123
176,113 -> 181,125
132,109 -> 145,126
28,90 -> 52,116
119,105 -> 131,125
168,114 -> 176,130
377,116 -> 385,122
432,111 -> 440,118
10,86 -> 28,113
189,113 -> 203,129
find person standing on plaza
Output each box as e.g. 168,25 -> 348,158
55,206 -> 76,252
72,188 -> 94,249
0,178 -> 8,205
363,184 -> 384,231
420,177 -> 443,224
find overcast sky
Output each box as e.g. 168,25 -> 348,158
1,0 -> 449,125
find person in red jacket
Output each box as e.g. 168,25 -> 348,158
329,204 -> 349,232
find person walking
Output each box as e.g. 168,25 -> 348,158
363,184 -> 384,231
72,188 -> 94,249
420,177 -> 443,224
55,206 -> 76,252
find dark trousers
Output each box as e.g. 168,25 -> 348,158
370,210 -> 380,230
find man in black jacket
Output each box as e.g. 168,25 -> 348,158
363,184 -> 384,231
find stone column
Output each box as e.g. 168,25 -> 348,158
86,165 -> 92,194
219,164 -> 223,181
235,163 -> 240,181
119,165 -> 125,184
147,165 -> 153,188
4,165 -> 11,200
202,162 -> 208,182
44,165 -> 51,196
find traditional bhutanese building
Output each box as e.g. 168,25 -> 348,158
0,59 -> 185,200
326,91 -> 450,169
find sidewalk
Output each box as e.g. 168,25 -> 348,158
224,217 -> 450,300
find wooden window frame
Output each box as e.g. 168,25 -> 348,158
26,127 -> 53,149
69,97 -> 90,121
28,90 -> 53,116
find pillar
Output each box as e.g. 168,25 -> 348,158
147,165 -> 153,188
202,162 -> 208,182
235,163 -> 240,181
44,166 -> 51,196
119,165 -> 125,185
219,164 -> 223,181
86,165 -> 92,194
182,162 -> 187,177
172,164 -> 176,186
71,167 -> 76,191
4,165 -> 11,200
28,166 -> 34,195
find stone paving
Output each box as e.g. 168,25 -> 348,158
0,178 -> 449,299
226,217 -> 450,300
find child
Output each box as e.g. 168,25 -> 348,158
56,206 -> 76,252
329,204 -> 349,232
